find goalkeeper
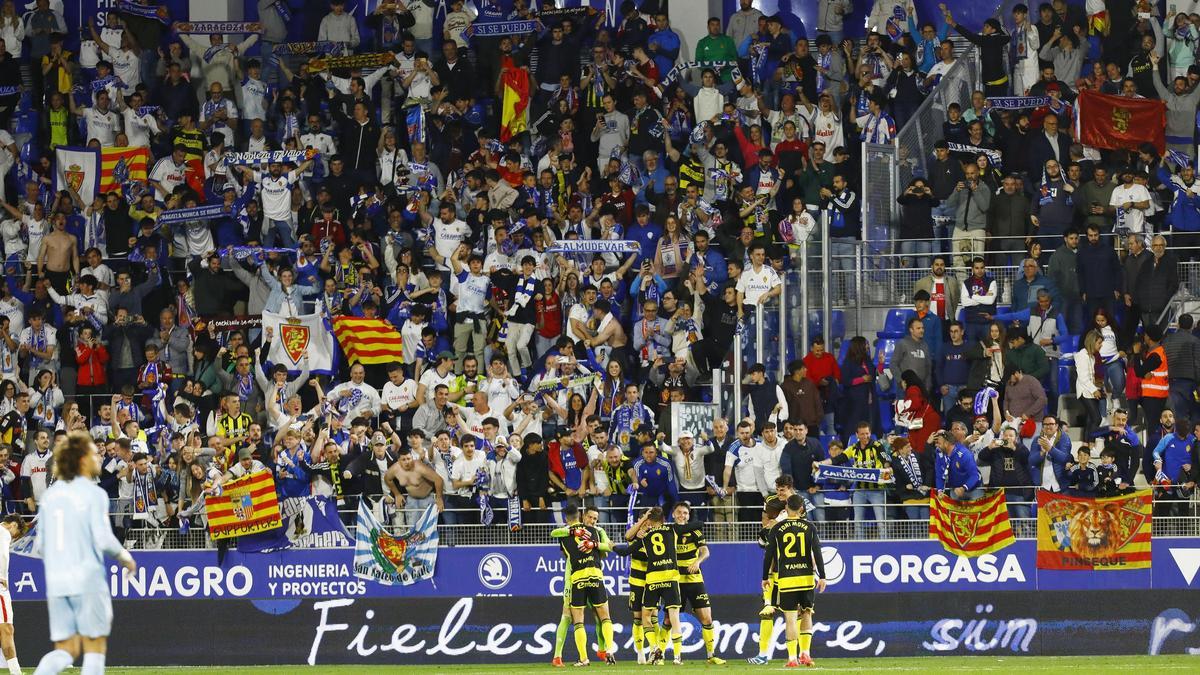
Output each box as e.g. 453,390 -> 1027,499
550,503 -> 617,666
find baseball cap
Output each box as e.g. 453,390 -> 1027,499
677,430 -> 694,440
437,350 -> 455,361
237,448 -> 253,460
372,432 -> 387,446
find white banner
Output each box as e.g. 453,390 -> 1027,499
53,146 -> 101,204
262,310 -> 335,375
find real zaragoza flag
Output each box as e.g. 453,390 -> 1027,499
100,146 -> 150,196
1036,488 -> 1152,570
205,470 -> 282,540
353,499 -> 439,586
332,315 -> 404,365
53,146 -> 101,204
262,310 -> 335,374
499,68 -> 529,142
929,488 -> 1016,557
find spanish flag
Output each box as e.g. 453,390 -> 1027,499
99,146 -> 150,196
205,470 -> 281,540
929,489 -> 1016,557
1035,489 -> 1152,570
499,67 -> 529,142
332,315 -> 405,365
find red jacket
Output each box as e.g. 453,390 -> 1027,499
75,343 -> 109,387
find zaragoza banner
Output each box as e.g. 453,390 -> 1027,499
353,500 -> 438,586
1036,489 -> 1153,570
929,488 -> 1016,557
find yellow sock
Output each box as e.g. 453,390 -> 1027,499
787,638 -> 798,661
573,623 -> 588,662
645,627 -> 659,652
672,633 -> 682,658
658,624 -> 669,653
762,585 -> 773,604
601,619 -> 614,654
702,624 -> 715,656
758,619 -> 773,656
800,631 -> 813,654
633,622 -> 644,656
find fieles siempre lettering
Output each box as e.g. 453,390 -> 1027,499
306,597 -> 889,664
921,604 -> 1037,653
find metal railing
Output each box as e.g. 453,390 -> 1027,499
110,496 -> 1200,549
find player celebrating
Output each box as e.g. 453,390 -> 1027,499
624,514 -> 653,664
658,501 -> 725,664
750,474 -> 797,664
556,502 -> 616,667
628,507 -> 685,665
762,494 -> 827,668
550,505 -> 613,666
0,514 -> 25,675
32,431 -> 137,675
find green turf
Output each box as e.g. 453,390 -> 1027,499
92,655 -> 1198,674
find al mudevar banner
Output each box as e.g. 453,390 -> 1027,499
1036,489 -> 1152,570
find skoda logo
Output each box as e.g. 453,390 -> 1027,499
478,553 -> 512,590
821,546 -> 846,586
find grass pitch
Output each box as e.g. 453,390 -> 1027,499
97,655 -> 1198,674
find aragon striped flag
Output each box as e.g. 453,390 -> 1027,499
499,67 -> 529,142
205,470 -> 282,540
332,315 -> 405,365
99,146 -> 150,196
929,488 -> 1016,557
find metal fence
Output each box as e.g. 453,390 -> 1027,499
115,497 -> 1200,549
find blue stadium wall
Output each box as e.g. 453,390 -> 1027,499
10,538 -> 1200,665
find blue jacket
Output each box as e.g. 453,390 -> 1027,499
690,247 -> 729,293
1010,272 -> 1061,314
1152,432 -> 1194,482
260,265 -> 321,314
633,456 -> 679,505
1160,168 -> 1200,233
935,444 -> 981,491
1041,430 -> 1074,487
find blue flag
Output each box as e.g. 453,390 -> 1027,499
406,105 -> 426,145
353,500 -> 438,585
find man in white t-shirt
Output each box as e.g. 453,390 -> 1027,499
233,153 -> 314,247
299,114 -> 338,179
1110,166 -> 1152,235
381,363 -> 418,429
449,247 -> 490,371
422,202 -> 471,272
71,89 -> 120,146
736,243 -> 782,308
121,91 -> 160,149
148,145 -> 189,200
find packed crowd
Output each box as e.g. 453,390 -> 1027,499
0,0 -> 1197,544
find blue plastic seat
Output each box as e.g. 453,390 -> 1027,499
878,308 -> 910,338
808,310 -> 846,343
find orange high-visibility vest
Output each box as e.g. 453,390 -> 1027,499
1142,345 -> 1169,398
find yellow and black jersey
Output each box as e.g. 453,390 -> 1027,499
217,413 -> 253,453
628,545 -> 648,591
762,517 -> 825,592
632,524 -> 681,586
676,528 -> 707,584
558,523 -> 606,584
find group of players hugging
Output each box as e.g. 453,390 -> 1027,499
551,475 -> 826,668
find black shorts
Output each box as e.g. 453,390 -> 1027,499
569,577 -> 608,609
680,582 -> 711,611
640,580 -> 681,610
776,588 -> 816,614
627,584 -> 644,613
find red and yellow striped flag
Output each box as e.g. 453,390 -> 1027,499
930,489 -> 1016,557
1036,489 -> 1152,570
205,470 -> 281,540
99,146 -> 150,195
332,315 -> 405,365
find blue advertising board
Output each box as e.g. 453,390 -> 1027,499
11,537 -> 1200,601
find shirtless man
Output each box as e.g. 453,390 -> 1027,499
385,447 -> 446,528
38,213 -> 80,295
583,298 -> 628,365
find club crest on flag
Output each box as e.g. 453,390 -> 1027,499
1043,498 -> 1149,559
279,319 -> 310,364
233,493 -> 255,521
354,500 -> 439,585
65,163 -> 85,192
947,506 -> 981,548
373,529 -> 417,573
1111,106 -> 1131,133
112,157 -> 129,184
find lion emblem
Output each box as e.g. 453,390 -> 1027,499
1067,503 -> 1122,559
